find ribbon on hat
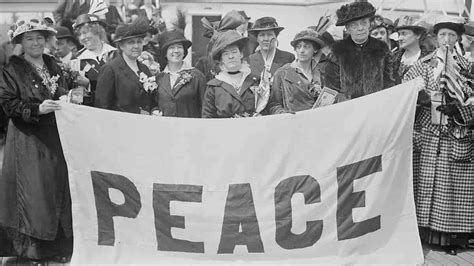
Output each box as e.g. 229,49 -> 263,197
201,10 -> 245,38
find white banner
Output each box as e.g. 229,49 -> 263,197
56,80 -> 424,264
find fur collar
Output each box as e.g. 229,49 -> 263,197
9,54 -> 62,77
332,37 -> 388,59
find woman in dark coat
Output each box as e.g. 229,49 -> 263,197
95,18 -> 156,114
0,18 -> 72,263
268,29 -> 330,114
154,30 -> 206,117
202,28 -> 264,118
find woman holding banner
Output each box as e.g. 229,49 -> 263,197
0,18 -> 72,263
403,17 -> 474,256
267,29 -> 330,114
153,30 -> 206,117
95,18 -> 156,114
202,26 -> 267,118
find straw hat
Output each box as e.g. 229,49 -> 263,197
8,18 -> 56,44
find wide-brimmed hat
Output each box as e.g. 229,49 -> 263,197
73,14 -> 107,30
336,2 -> 376,26
209,30 -> 248,60
248,17 -> 284,35
394,15 -> 427,33
8,18 -> 57,44
290,29 -> 325,49
158,30 -> 192,57
433,16 -> 465,35
114,18 -> 148,43
370,15 -> 394,32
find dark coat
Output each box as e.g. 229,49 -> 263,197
202,73 -> 259,118
326,37 -> 395,99
155,68 -> 206,118
95,54 -> 155,114
249,48 -> 295,77
0,54 -> 71,240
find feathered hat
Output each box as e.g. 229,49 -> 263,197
336,1 -> 376,26
8,18 -> 57,44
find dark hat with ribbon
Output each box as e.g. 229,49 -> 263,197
114,18 -> 148,43
8,17 -> 57,44
433,16 -> 465,35
73,14 -> 107,30
248,17 -> 284,35
158,29 -> 192,58
209,30 -> 248,61
336,1 -> 376,26
290,29 -> 325,49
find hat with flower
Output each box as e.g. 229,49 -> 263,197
394,15 -> 427,33
8,18 -> 57,44
336,1 -> 376,26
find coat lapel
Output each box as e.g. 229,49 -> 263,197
172,71 -> 192,96
158,73 -> 173,97
219,81 -> 244,105
239,74 -> 258,96
117,56 -> 141,90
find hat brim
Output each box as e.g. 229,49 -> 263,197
336,10 -> 376,26
212,36 -> 249,60
161,39 -> 192,53
290,36 -> 325,49
114,33 -> 147,43
73,20 -> 108,30
433,22 -> 465,35
11,28 -> 56,44
248,26 -> 284,35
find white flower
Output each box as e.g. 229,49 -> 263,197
139,72 -> 158,92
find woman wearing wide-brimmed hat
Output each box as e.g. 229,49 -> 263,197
403,16 -> 474,256
325,1 -> 395,100
0,18 -> 73,263
268,29 -> 330,114
95,18 -> 156,114
391,15 -> 431,84
202,28 -> 267,118
153,30 -> 206,117
73,14 -> 117,106
248,17 -> 295,79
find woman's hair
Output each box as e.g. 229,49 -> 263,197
216,40 -> 246,62
75,23 -> 108,42
293,39 -> 321,51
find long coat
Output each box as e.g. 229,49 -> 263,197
0,54 -> 72,240
95,54 -> 155,114
249,48 -> 295,77
403,51 -> 474,233
267,56 -> 329,114
155,68 -> 206,118
202,73 -> 259,118
326,37 -> 395,99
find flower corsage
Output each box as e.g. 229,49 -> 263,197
139,72 -> 158,93
40,73 -> 60,95
174,71 -> 193,89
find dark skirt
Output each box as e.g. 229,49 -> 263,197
0,225 -> 72,260
419,227 -> 470,247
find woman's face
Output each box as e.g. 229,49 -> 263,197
295,40 -> 315,63
119,37 -> 143,60
346,17 -> 370,43
437,28 -> 458,50
398,29 -> 419,49
370,27 -> 389,44
220,44 -> 243,72
257,30 -> 277,52
166,43 -> 185,64
22,31 -> 46,59
77,25 -> 102,51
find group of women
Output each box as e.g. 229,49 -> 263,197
0,3 -> 473,263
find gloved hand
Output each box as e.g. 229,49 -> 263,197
417,90 -> 431,107
436,102 -> 460,117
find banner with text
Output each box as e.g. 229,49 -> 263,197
56,79 -> 424,264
